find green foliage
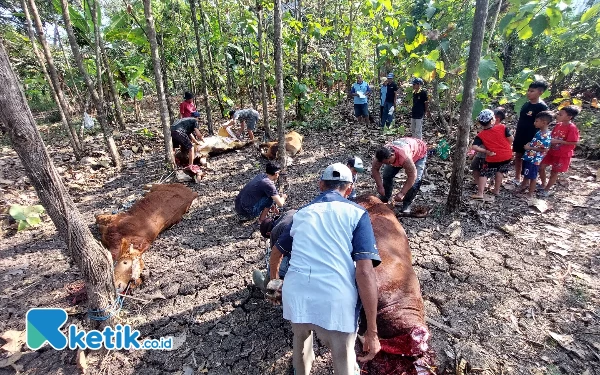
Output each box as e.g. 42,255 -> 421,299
138,128 -> 155,138
9,204 -> 45,231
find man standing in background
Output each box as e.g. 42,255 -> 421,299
350,75 -> 371,126
410,78 -> 429,139
381,73 -> 398,128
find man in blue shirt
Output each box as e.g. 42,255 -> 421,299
268,163 -> 381,374
350,75 -> 371,126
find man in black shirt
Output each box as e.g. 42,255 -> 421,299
512,81 -> 549,183
382,73 -> 398,128
171,117 -> 204,167
410,78 -> 429,139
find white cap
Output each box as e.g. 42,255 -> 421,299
347,156 -> 364,172
321,163 -> 354,183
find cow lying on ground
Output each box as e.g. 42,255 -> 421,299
259,131 -> 303,160
356,195 -> 433,374
96,184 -> 197,292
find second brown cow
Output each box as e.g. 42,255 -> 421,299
259,131 -> 303,160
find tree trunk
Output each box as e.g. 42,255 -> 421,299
100,50 -> 125,131
295,0 -> 303,121
142,0 -> 175,166
274,0 -> 286,172
198,0 -> 225,115
334,0 -> 341,102
26,0 -> 82,156
59,0 -> 121,169
344,1 -> 355,92
189,0 -> 214,135
484,0 -> 503,55
446,0 -> 489,213
90,0 -> 108,124
0,39 -> 116,327
158,33 -> 176,124
431,77 -> 449,133
256,1 -> 271,138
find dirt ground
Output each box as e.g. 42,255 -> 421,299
0,104 -> 599,375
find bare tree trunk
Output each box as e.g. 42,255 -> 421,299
244,44 -> 257,109
431,77 -> 449,133
0,40 -> 116,327
295,0 -> 303,121
446,0 -> 489,213
256,1 -> 271,138
189,0 -> 214,135
142,0 -> 175,166
59,0 -> 121,169
274,0 -> 286,172
25,0 -> 82,156
334,0 -> 341,102
198,0 -> 225,116
485,0 -> 502,55
100,51 -> 125,130
344,1 -> 355,92
90,0 -> 108,123
159,36 -> 176,124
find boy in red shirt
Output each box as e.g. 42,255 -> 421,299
470,109 -> 514,199
538,105 -> 581,197
179,92 -> 200,119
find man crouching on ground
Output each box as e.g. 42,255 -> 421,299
235,162 -> 287,224
269,163 -> 381,374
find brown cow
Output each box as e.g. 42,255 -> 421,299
96,184 -> 198,292
259,131 -> 303,160
356,195 -> 432,374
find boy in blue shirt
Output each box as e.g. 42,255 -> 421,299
350,75 -> 371,126
516,111 -> 553,199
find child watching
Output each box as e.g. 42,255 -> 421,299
470,107 -> 506,185
512,81 -> 549,184
516,111 -> 553,198
346,156 -> 364,201
539,105 -> 581,197
471,109 -> 514,200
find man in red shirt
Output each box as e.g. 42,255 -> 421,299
179,92 -> 200,119
539,105 -> 581,196
371,137 -> 428,213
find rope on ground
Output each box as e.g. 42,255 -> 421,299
87,282 -> 129,321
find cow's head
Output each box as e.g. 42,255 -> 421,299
114,239 -> 145,293
259,141 -> 278,160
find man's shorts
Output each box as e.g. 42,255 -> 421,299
481,159 -> 511,178
541,154 -> 571,173
512,135 -> 529,154
470,156 -> 485,172
171,130 -> 193,152
354,103 -> 369,117
244,116 -> 258,131
521,160 -> 539,180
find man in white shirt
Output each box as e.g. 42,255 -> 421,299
269,163 -> 381,374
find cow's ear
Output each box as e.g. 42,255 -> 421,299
119,238 -> 130,257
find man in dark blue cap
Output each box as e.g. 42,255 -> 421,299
410,78 -> 429,139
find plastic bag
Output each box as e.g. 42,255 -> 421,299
83,112 -> 95,129
436,139 -> 450,160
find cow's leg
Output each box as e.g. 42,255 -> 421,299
381,165 -> 401,203
291,323 -> 315,375
312,325 -> 357,375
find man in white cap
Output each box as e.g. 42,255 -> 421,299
381,73 -> 398,128
346,156 -> 364,201
268,163 -> 381,375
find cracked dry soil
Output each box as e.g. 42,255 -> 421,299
0,112 -> 599,375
